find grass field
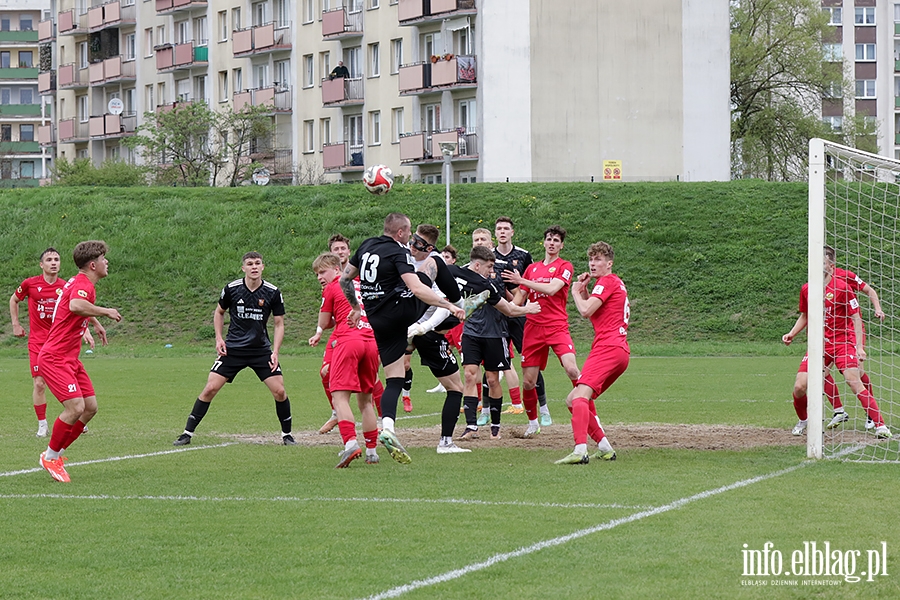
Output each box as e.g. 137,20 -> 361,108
2,352 -> 899,599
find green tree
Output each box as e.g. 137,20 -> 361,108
730,0 -> 875,181
51,157 -> 148,186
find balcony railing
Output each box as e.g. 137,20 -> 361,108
39,70 -> 57,94
322,7 -> 363,38
155,0 -> 208,15
321,77 -> 364,105
156,41 -> 208,71
89,112 -> 137,139
398,0 -> 476,25
58,118 -> 90,142
0,28 -> 39,43
233,22 -> 292,57
0,103 -> 43,117
323,141 -> 364,171
400,127 -> 478,163
58,63 -> 90,89
38,123 -> 57,146
233,86 -> 292,112
400,55 -> 476,93
89,56 -> 136,85
0,141 -> 41,154
58,9 -> 88,35
0,67 -> 40,80
88,1 -> 137,32
38,18 -> 56,42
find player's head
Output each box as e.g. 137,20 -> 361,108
543,225 -> 566,255
587,241 -> 614,277
241,251 -> 264,280
328,234 -> 351,265
384,212 -> 411,243
494,217 -> 514,244
469,245 -> 496,277
472,228 -> 493,249
441,244 -> 458,265
73,241 -> 109,276
39,247 -> 61,276
824,245 -> 836,277
312,252 -> 342,286
409,225 -> 437,260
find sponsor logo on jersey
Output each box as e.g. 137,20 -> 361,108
16,286 -> 22,294
825,292 -> 834,301
562,269 -> 571,281
592,284 -> 605,296
548,267 -> 556,273
77,290 -> 88,298
56,289 -> 63,296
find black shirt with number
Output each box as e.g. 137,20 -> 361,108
493,245 -> 533,295
448,265 -> 507,338
219,278 -> 285,353
350,235 -> 416,315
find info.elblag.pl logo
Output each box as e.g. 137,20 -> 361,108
741,542 -> 889,585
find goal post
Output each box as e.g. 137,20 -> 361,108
808,138 -> 899,462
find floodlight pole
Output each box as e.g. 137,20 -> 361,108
440,141 -> 457,246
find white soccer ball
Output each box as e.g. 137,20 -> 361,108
363,164 -> 394,195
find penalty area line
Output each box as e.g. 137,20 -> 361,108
0,442 -> 237,478
360,461 -> 813,600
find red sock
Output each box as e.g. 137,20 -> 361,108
861,372 -> 873,396
793,392 -> 807,421
321,374 -> 334,409
824,373 -> 842,410
587,400 -> 606,443
523,387 -> 539,421
34,404 -> 47,421
62,420 -> 86,450
476,381 -> 482,402
363,429 -> 378,449
509,386 -> 522,406
337,420 -> 357,445
571,397 -> 589,445
48,418 -> 73,453
856,388 -> 884,427
373,380 -> 384,417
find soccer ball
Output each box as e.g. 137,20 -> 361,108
363,164 -> 394,195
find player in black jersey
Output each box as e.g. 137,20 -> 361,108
340,213 -> 469,464
173,252 -> 295,446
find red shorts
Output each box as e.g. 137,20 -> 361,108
322,333 -> 337,365
29,348 -> 42,378
797,344 -> 859,373
520,323 -> 575,370
577,346 -> 629,399
328,336 -> 380,394
445,323 -> 463,352
36,355 -> 95,402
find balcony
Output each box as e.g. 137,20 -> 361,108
155,0 -> 208,16
0,140 -> 41,154
0,103 -> 43,117
399,127 -> 478,163
0,67 -> 40,81
156,42 -> 208,72
89,112 -> 137,139
39,71 -> 57,95
322,7 -> 363,39
400,55 -> 475,94
58,9 -> 88,36
398,0 -> 476,26
89,56 -> 136,86
88,1 -> 137,33
39,123 -> 56,146
233,86 -> 292,112
39,18 -> 55,43
322,77 -> 364,106
233,22 -> 292,57
0,28 -> 39,44
323,141 -> 364,171
58,118 -> 90,143
58,63 -> 90,89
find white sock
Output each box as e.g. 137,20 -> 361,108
382,417 -> 395,432
528,419 -> 539,428
345,439 -> 358,451
38,419 -> 47,426
45,447 -> 60,460
574,443 -> 587,455
597,437 -> 613,453
366,448 -> 377,457
440,436 -> 452,445
481,408 -> 490,415
539,406 -> 550,416
402,390 -> 410,398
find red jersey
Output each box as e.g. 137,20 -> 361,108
798,277 -> 859,345
588,273 -> 630,352
39,273 -> 95,360
833,267 -> 866,294
320,278 -> 374,341
14,275 -> 66,350
523,257 -> 573,327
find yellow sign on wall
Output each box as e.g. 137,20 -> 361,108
603,160 -> 622,180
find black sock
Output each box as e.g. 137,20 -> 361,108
404,369 -> 413,392
482,373 -> 489,397
537,371 -> 547,406
185,398 -> 210,433
463,396 -> 479,427
489,396 -> 503,425
382,377 -> 404,421
441,390 -> 463,437
275,397 -> 292,434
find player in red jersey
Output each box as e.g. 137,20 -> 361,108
503,225 -> 580,438
782,247 -> 891,439
37,241 -> 122,483
310,253 -> 381,466
555,242 -> 628,464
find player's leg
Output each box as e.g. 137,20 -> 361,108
791,358 -> 809,436
402,353 -> 414,413
839,353 -> 891,438
32,374 -> 49,437
484,369 -> 504,439
318,355 -> 339,434
437,368 -> 468,453
173,365 -> 230,446
333,390 -> 362,467
358,340 -> 382,463
556,384 -> 593,464
357,392 -> 380,464
262,373 -> 295,445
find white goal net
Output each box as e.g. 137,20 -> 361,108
808,139 -> 899,461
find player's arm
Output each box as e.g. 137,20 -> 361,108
69,298 -> 122,322
213,305 -> 227,355
861,283 -> 886,321
851,312 -> 866,361
495,298 -> 541,318
9,292 -> 25,337
408,307 -> 452,338
401,272 -> 465,321
339,264 -> 362,327
501,269 -> 566,296
270,314 -> 284,371
87,317 -> 107,347
510,287 -> 528,307
781,313 -> 808,346
573,291 -> 603,319
309,310 -> 335,346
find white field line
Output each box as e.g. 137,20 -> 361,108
0,493 -> 652,511
0,443 -> 237,478
360,461 -> 814,600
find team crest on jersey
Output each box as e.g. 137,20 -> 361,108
258,299 -> 265,307
56,289 -> 63,296
825,292 -> 834,301
77,290 -> 88,298
548,267 -> 556,273
512,260 -> 518,267
16,286 -> 22,294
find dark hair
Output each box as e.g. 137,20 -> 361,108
544,225 -> 566,242
824,244 -> 836,264
242,251 -> 263,263
40,247 -> 60,261
441,244 -> 458,261
73,240 -> 109,269
328,234 -> 350,249
469,245 -> 496,263
495,216 -> 514,228
383,212 -> 409,235
416,224 -> 440,245
587,241 -> 614,261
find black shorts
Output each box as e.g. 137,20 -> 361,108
507,316 -> 526,353
210,350 -> 282,383
461,334 -> 511,372
413,331 -> 459,378
367,294 -> 428,366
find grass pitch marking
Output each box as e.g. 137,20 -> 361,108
0,442 -> 237,478
360,460 -> 815,600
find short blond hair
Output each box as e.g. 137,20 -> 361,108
587,241 -> 614,261
312,252 -> 342,272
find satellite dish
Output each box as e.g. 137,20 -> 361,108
252,168 -> 270,186
108,98 -> 124,115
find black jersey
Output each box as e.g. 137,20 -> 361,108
448,265 -> 507,338
350,235 -> 416,315
493,245 -> 533,294
219,278 -> 285,352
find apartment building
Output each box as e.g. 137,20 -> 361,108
0,1 -> 50,187
37,0 -> 730,185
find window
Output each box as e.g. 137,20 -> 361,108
369,0 -> 379,8
855,44 -> 876,61
176,20 -> 189,44
304,120 -> 314,153
20,124 -> 34,142
125,33 -> 136,61
0,19 -> 8,32
124,88 -> 135,114
391,39 -> 403,73
304,54 -> 314,88
18,51 -> 33,67
218,11 -> 228,41
232,8 -> 242,31
320,52 -> 331,83
458,98 -> 476,132
424,174 -> 442,185
345,114 -> 363,147
145,28 -> 153,57
459,170 -> 476,183
824,81 -> 842,99
424,103 -> 440,131
822,115 -> 843,132
253,64 -> 268,88
195,16 -> 208,45
855,7 -> 875,25
20,16 -> 33,31
896,4 -> 900,23
158,81 -> 167,105
156,25 -> 166,46
0,52 -> 8,68
20,161 -> 34,179
252,2 -> 266,27
454,27 -> 471,55
0,88 -> 8,104
321,117 -> 331,145
369,43 -> 380,77
423,32 -> 441,60
219,71 -> 229,101
275,60 -> 290,89
303,0 -> 314,24
145,84 -> 154,109
20,88 -> 33,104
233,68 -> 243,93
349,0 -> 363,13
856,79 -> 876,98
78,42 -> 88,69
369,111 -> 381,145
176,78 -> 190,101
274,0 -> 288,28
77,95 -> 88,122
392,107 -> 403,142
823,7 -> 842,26
0,124 -> 10,141
823,43 -> 842,62
344,46 -> 361,77
194,75 -> 207,103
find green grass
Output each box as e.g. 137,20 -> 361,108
2,355 -> 898,599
